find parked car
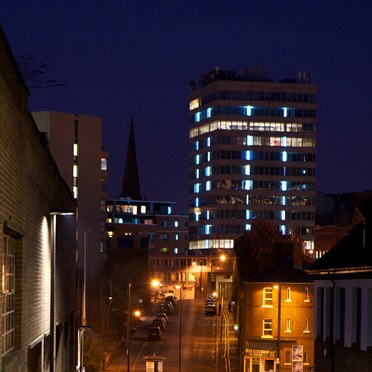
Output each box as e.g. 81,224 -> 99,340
152,317 -> 166,331
147,326 -> 162,341
165,295 -> 177,307
159,305 -> 171,315
159,302 -> 173,313
156,312 -> 169,323
204,305 -> 217,316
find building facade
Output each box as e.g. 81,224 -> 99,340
32,111 -> 108,286
106,198 -> 190,294
189,67 -> 317,252
307,200 -> 372,372
0,27 -> 77,371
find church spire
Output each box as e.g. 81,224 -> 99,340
121,116 -> 141,200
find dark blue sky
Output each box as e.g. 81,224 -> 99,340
1,1 -> 372,213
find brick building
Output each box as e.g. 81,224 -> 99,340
0,27 -> 77,371
306,200 -> 372,372
234,221 -> 314,371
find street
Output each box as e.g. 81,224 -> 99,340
103,298 -> 240,372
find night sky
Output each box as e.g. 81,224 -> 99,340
1,1 -> 372,213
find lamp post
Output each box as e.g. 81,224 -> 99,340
274,284 -> 281,369
175,285 -> 183,372
127,282 -> 132,372
49,210 -> 74,372
151,279 -> 160,316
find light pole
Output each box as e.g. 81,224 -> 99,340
274,284 -> 281,369
176,285 -> 183,372
127,282 -> 132,372
151,279 -> 160,316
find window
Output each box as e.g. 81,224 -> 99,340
101,157 -> 107,170
262,287 -> 273,307
174,234 -> 179,241
174,221 -> 179,228
304,319 -> 310,333
160,221 -> 168,228
285,319 -> 292,333
160,234 -> 168,240
2,235 -> 15,355
285,287 -> 292,302
262,318 -> 273,337
304,287 -> 310,302
285,350 -> 291,364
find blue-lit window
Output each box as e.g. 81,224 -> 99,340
167,207 -> 171,215
206,181 -> 211,191
281,151 -> 288,162
174,234 -> 179,241
281,196 -> 286,206
246,210 -> 251,219
247,135 -> 254,146
206,210 -> 210,220
280,181 -> 288,191
280,225 -> 286,234
194,183 -> 201,193
206,137 -> 211,147
195,112 -> 201,122
245,224 -> 251,231
195,198 -> 199,207
245,150 -> 252,160
242,180 -> 252,190
205,225 -> 212,235
244,105 -> 254,116
195,213 -> 199,222
195,141 -> 199,150
243,165 -> 250,175
207,107 -> 212,118
196,169 -> 200,179
174,221 -> 179,228
280,211 -> 286,221
174,248 -> 178,254
205,166 -> 212,176
207,152 -> 211,161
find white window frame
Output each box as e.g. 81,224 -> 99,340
262,318 -> 273,338
262,287 -> 273,307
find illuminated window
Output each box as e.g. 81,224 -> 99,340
73,143 -> 78,156
174,248 -> 178,254
262,287 -> 273,307
101,157 -> 107,171
303,319 -> 310,333
141,205 -> 146,214
206,181 -> 211,191
262,319 -> 273,337
73,186 -> 78,199
285,287 -> 292,302
160,247 -> 168,253
304,287 -> 310,302
174,221 -> 179,228
174,234 -> 179,241
2,235 -> 15,355
73,164 -> 78,177
189,98 -> 200,110
285,319 -> 292,333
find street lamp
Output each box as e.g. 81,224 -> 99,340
151,279 -> 161,316
274,284 -> 282,369
127,282 -> 132,372
175,284 -> 183,372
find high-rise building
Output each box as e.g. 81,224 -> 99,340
189,67 -> 317,251
32,111 -> 108,285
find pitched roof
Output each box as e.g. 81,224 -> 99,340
306,200 -> 372,275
